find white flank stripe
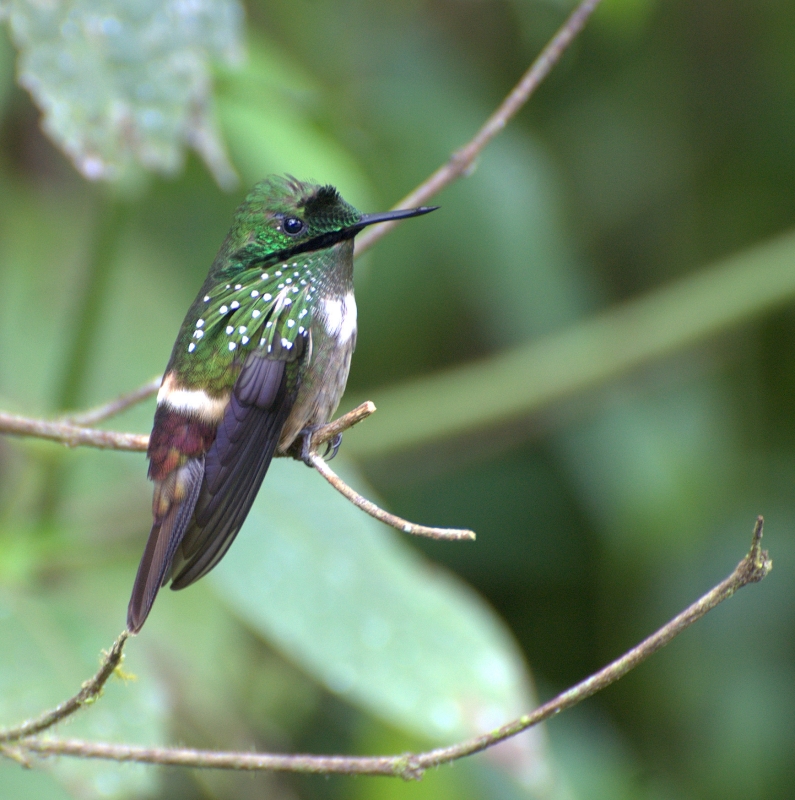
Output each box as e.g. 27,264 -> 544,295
157,373 -> 228,420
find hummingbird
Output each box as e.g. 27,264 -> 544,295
127,176 -> 436,632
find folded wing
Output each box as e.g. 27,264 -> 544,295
127,338 -> 305,633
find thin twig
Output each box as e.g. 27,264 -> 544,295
308,450 -> 475,541
299,402 -> 475,541
305,401 -> 377,451
0,631 -> 129,743
354,0 -> 604,256
13,519 -> 771,777
0,411 -> 149,452
63,377 -> 162,426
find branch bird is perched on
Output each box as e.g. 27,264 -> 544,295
127,176 -> 436,632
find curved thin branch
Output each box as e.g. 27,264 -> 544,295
0,631 -> 129,743
12,519 -> 771,778
300,402 -> 475,540
354,0 -> 604,255
0,402 -> 373,455
407,517 -> 771,772
308,450 -> 475,541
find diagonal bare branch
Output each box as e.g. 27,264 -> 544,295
354,0 -> 604,255
11,519 -> 771,778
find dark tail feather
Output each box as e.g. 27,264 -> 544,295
127,520 -> 167,633
127,458 -> 204,633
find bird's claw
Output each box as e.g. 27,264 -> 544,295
324,433 -> 343,460
298,428 -> 343,466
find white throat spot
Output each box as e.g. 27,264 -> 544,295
322,293 -> 357,343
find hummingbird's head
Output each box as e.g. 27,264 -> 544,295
230,175 -> 437,264
236,176 -> 361,255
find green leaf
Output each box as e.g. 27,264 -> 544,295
216,37 -> 372,206
0,588 -> 168,799
550,708 -> 681,800
0,0 -> 243,187
0,23 -> 13,117
0,763 -> 73,800
212,457 -> 551,789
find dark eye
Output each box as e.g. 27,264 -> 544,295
283,217 -> 304,235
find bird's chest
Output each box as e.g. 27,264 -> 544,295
276,291 -> 357,450
307,290 -> 357,399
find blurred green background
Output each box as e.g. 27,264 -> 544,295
0,0 -> 793,798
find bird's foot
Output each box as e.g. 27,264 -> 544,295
298,425 -> 321,466
298,427 -> 344,466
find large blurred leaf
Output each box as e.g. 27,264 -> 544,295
212,457 -> 552,792
0,0 -> 243,186
0,763 -> 73,800
0,588 -> 167,799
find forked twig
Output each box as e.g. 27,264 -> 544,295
0,397 -> 464,540
9,520 -> 771,778
303,402 -> 475,540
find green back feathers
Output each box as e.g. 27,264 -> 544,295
171,176 -> 363,391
